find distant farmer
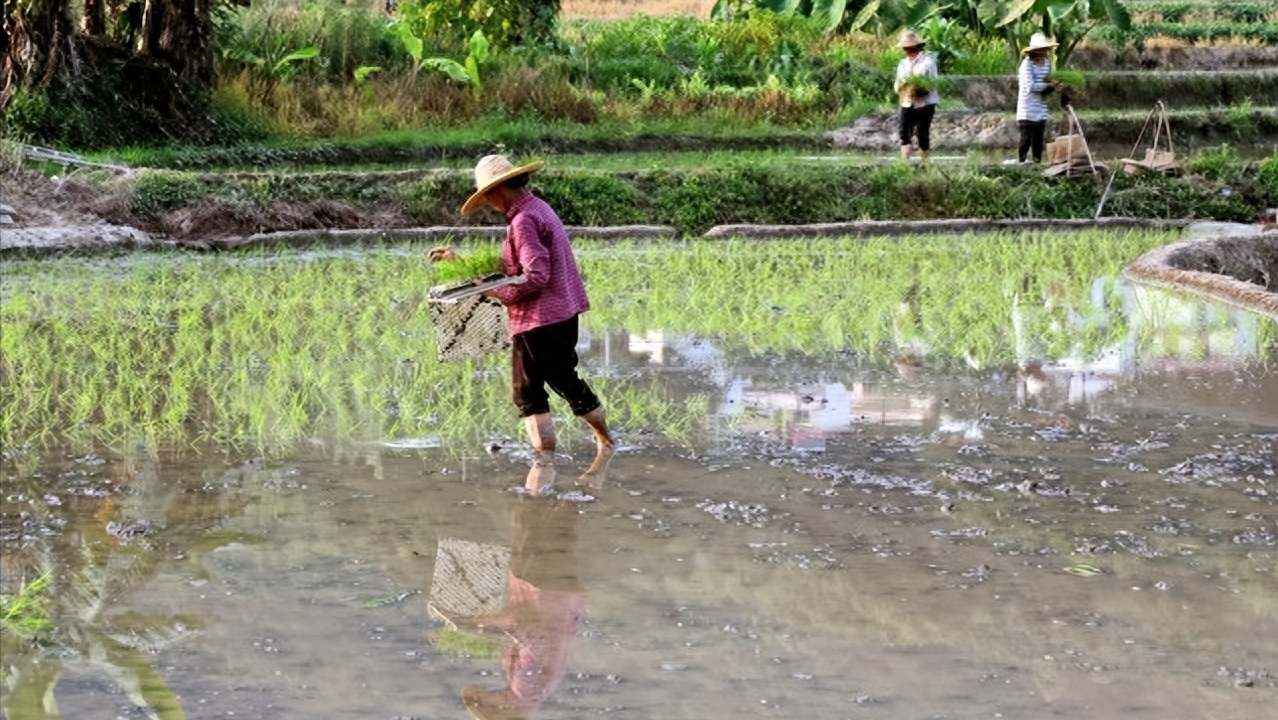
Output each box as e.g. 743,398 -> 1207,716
1016,33 -> 1061,163
429,155 -> 615,489
892,29 -> 940,163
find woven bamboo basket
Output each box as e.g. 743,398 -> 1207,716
427,274 -> 523,362
428,537 -> 511,619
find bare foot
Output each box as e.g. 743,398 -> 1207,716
525,454 -> 557,496
577,440 -> 614,488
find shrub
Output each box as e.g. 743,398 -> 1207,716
2,88 -> 56,142
205,88 -> 277,145
130,171 -> 211,218
535,172 -> 645,225
1187,144 -> 1241,183
651,169 -> 757,235
399,173 -> 460,224
1258,152 -> 1278,206
397,0 -> 560,52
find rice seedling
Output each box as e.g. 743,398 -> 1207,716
2,228 -> 1249,456
0,572 -> 52,639
431,244 -> 503,284
430,627 -> 500,658
1047,70 -> 1087,89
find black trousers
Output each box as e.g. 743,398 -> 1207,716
511,315 -> 601,418
1018,120 -> 1047,162
899,104 -> 936,151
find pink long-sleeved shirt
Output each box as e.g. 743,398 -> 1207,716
490,193 -> 590,336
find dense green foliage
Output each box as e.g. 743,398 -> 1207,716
1129,1 -> 1277,24
397,0 -> 560,50
11,0 -> 1264,149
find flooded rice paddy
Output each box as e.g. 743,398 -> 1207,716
2,232 -> 1276,720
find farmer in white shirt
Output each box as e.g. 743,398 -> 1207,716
1016,33 -> 1061,163
892,30 -> 940,163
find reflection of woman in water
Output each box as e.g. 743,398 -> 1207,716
457,497 -> 587,720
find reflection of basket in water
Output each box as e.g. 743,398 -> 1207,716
429,537 -> 510,618
427,274 -> 523,362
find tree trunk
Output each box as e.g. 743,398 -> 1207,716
83,0 -> 106,35
139,0 -> 215,87
1,0 -> 77,102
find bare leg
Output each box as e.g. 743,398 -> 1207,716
577,407 -> 615,486
524,459 -> 556,496
524,413 -> 556,453
524,413 -> 557,495
900,144 -> 912,162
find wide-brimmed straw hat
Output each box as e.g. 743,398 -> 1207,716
1022,32 -> 1059,54
897,30 -> 925,49
460,155 -> 545,214
462,686 -> 529,720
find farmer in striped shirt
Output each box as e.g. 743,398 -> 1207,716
1016,33 -> 1061,163
430,156 -> 615,491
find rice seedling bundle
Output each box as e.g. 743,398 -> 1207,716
431,245 -> 503,285
1048,70 -> 1086,89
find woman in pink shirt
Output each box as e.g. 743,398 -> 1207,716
431,156 -> 615,489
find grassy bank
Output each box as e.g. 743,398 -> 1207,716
91,148 -> 1276,239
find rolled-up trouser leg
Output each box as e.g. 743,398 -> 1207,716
511,315 -> 600,418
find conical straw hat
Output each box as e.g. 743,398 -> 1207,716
460,155 -> 545,214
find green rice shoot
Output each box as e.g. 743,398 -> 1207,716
433,245 -> 503,285
1049,70 -> 1087,88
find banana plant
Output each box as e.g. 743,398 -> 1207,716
711,0 -> 852,33
712,0 -> 1131,67
994,0 -> 1132,66
392,21 -> 489,98
221,44 -> 320,103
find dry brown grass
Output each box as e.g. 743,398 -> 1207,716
236,73 -> 483,137
561,0 -> 716,20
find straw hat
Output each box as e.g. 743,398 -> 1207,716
460,155 -> 545,214
1022,32 -> 1059,54
462,687 -> 529,720
897,30 -> 925,49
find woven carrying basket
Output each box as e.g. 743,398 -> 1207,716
427,275 -> 513,362
429,537 -> 510,618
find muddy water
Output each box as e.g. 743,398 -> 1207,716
3,305 -> 1277,720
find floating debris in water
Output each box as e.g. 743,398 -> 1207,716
105,518 -> 156,539
697,499 -> 771,527
1162,450 -> 1275,483
1232,527 -> 1277,545
962,564 -> 993,581
1064,563 -> 1104,577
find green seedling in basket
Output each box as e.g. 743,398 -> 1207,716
432,244 -> 503,285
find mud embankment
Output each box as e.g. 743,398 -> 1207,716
1126,225 -> 1278,320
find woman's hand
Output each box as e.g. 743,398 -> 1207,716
428,246 -> 458,262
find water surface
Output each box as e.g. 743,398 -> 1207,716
2,243 -> 1276,720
